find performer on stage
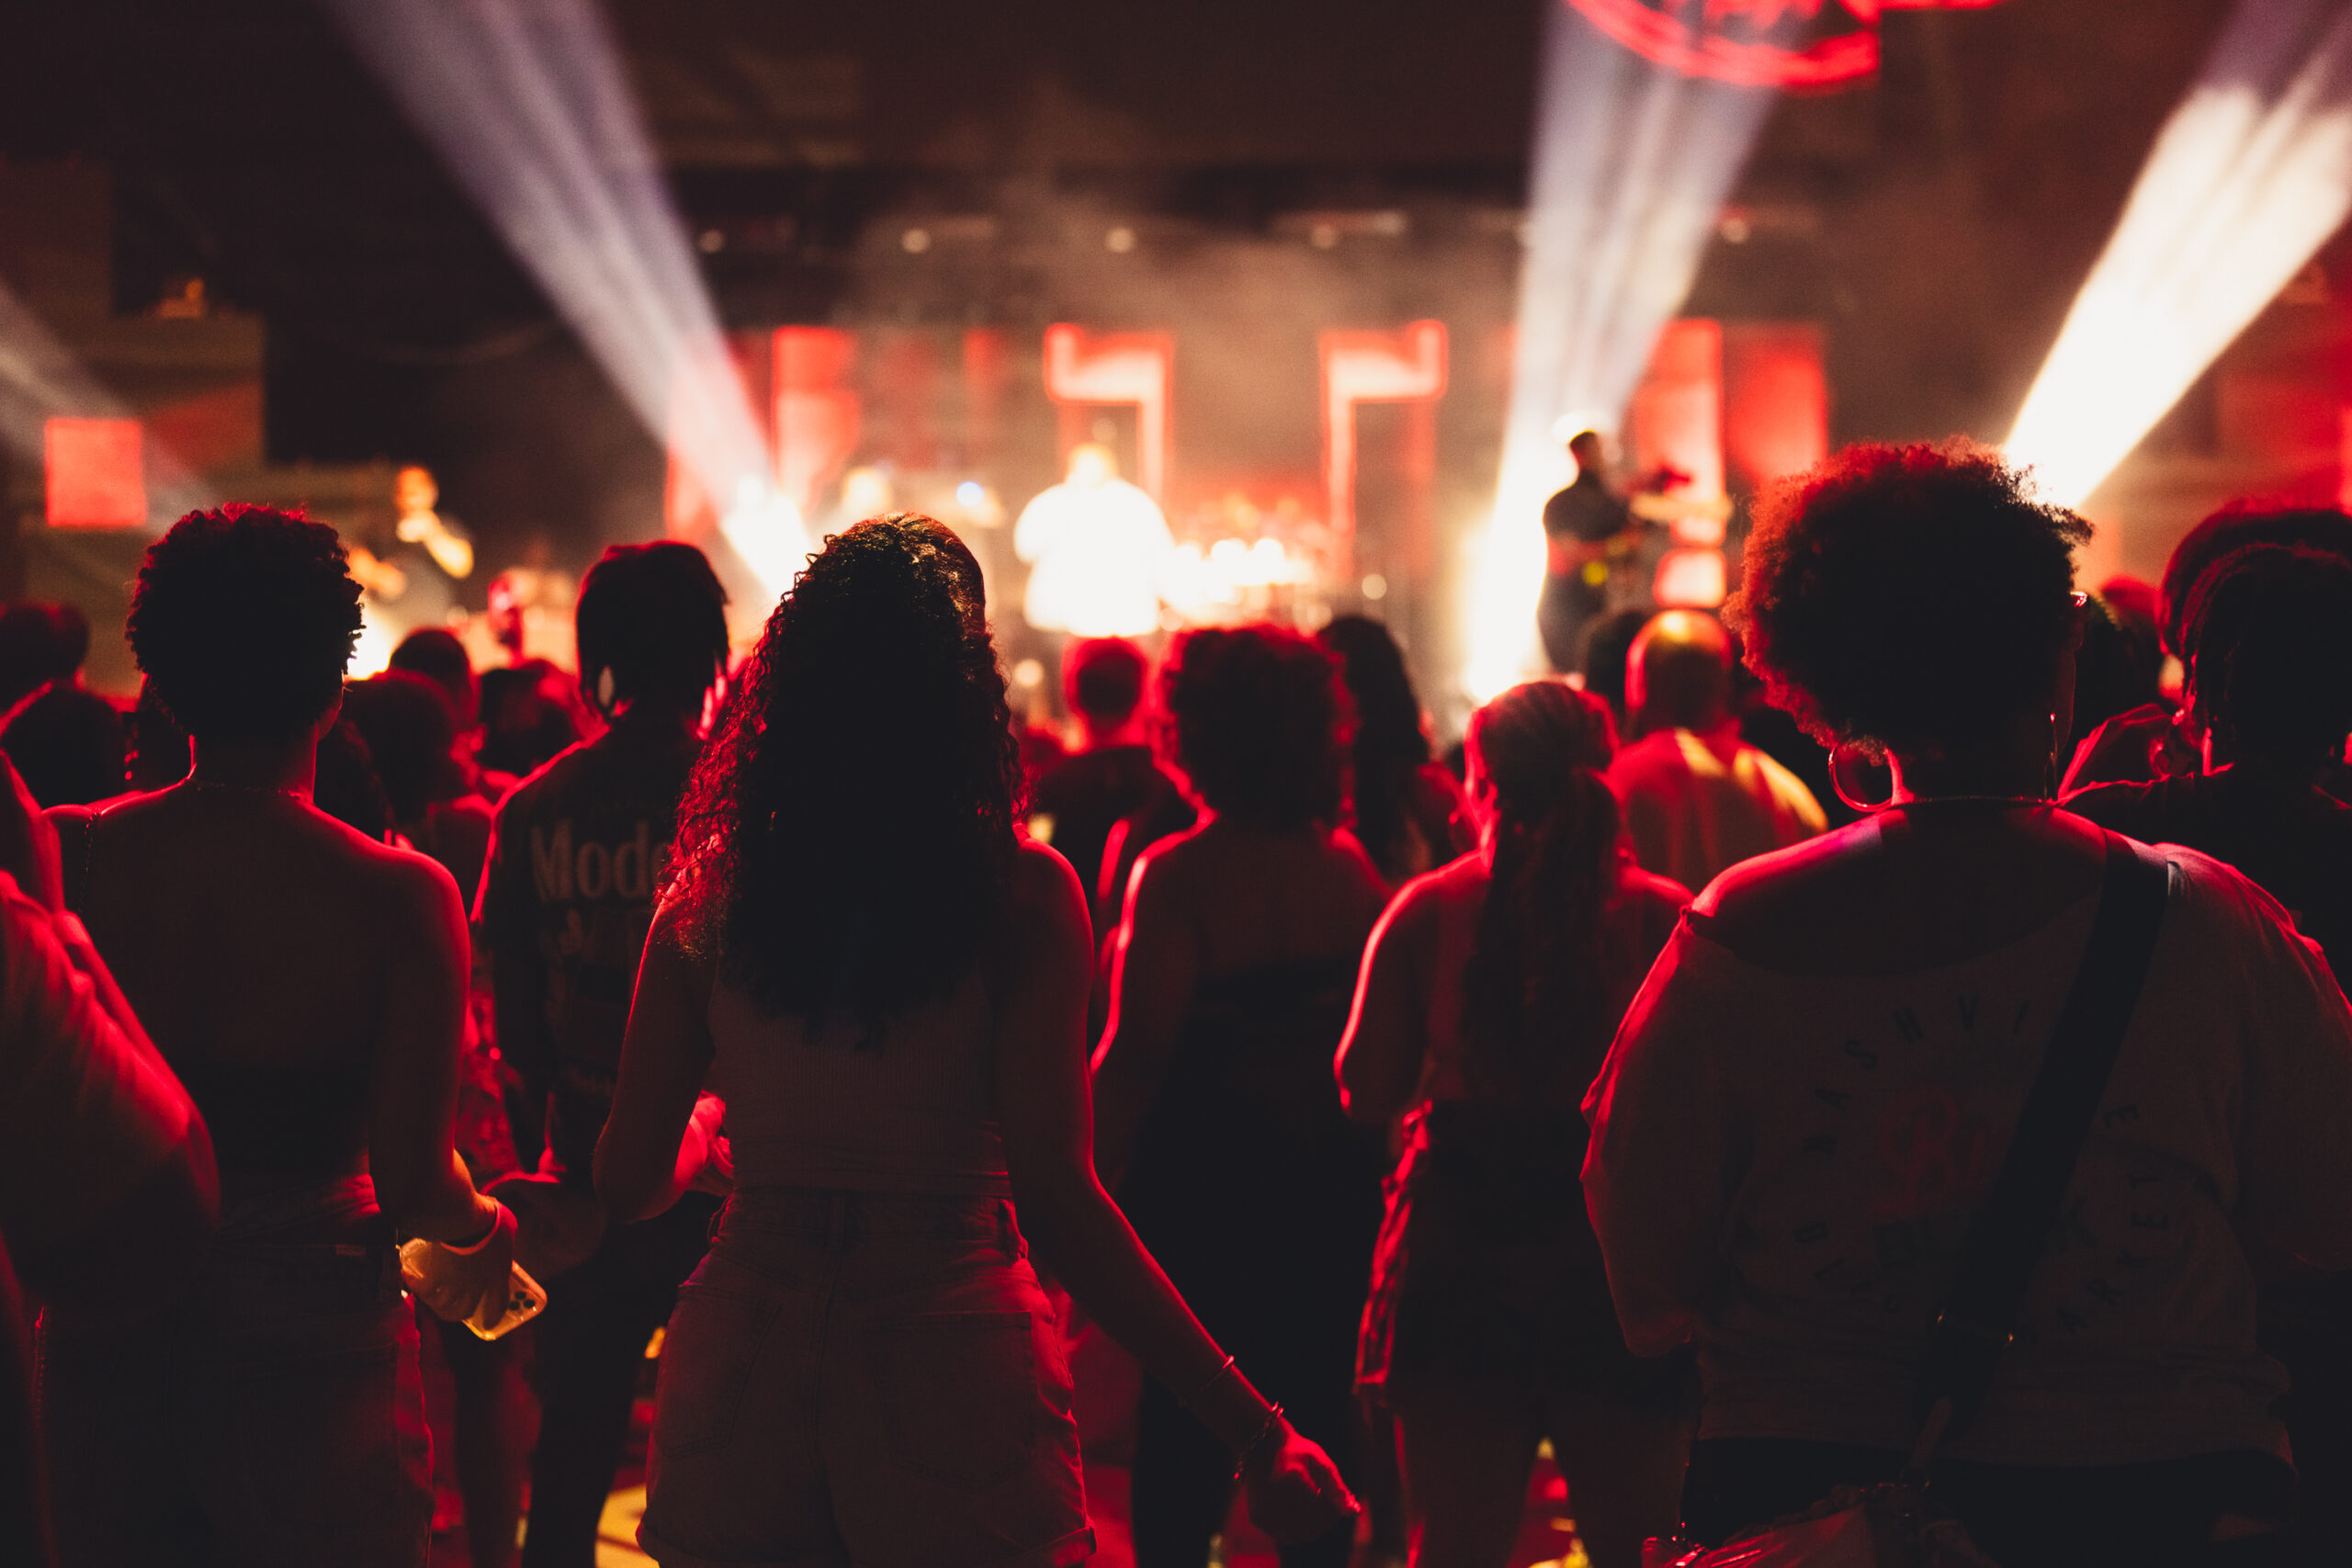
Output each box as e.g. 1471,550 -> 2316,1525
1537,432 -> 1684,675
351,465 -> 478,641
1013,443 -> 1174,639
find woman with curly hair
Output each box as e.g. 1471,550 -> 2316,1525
40,505 -> 518,1568
1092,623 -> 1392,1568
1582,446 -> 2352,1563
596,519 -> 1354,1568
1336,679 -> 1690,1568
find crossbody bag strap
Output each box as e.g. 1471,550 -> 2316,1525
1904,830 -> 2170,1475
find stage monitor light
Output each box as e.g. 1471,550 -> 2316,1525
321,0 -> 776,578
2006,0 -> 2352,510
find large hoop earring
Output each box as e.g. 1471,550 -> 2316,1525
1829,740 -> 1894,814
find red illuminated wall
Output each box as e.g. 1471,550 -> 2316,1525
45,417 -> 145,529
775,327 -> 862,516
1724,323 -> 1830,492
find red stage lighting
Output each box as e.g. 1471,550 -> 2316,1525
44,417 -> 145,530
1562,0 -> 2004,92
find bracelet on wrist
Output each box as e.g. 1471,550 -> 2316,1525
1188,1354 -> 1238,1405
442,1201 -> 508,1256
1231,1402 -> 1285,1480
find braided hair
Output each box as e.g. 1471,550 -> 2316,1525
1458,681 -> 1625,1100
2181,542 -> 2352,768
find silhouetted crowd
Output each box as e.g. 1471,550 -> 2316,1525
5,441 -> 2352,1568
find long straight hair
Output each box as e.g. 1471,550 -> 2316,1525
1458,681 -> 1624,1101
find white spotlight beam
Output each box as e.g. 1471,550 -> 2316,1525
318,0 -> 781,556
2007,0 -> 2352,510
0,276 -> 212,525
1466,4 -> 1773,701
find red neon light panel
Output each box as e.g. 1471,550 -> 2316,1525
775,327 -> 862,517
45,418 -> 145,530
1320,321 -> 1448,581
1043,325 -> 1172,500
1561,0 -> 2004,92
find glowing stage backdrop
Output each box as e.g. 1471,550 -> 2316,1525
2007,0 -> 2352,510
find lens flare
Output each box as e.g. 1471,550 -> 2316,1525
320,0 -> 788,581
1467,4 -> 1772,700
2006,0 -> 2352,510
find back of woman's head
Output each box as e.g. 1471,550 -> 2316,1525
341,671 -> 458,825
2181,543 -> 2352,767
129,505 -> 362,746
1159,624 -> 1351,830
1733,443 -> 2088,759
1460,681 -> 1624,1100
670,514 -> 1020,1032
575,541 -> 729,717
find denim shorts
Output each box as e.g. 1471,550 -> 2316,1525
40,1176 -> 432,1568
638,1187 -> 1093,1568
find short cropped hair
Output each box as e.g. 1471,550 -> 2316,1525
1158,625 -> 1351,830
1732,443 -> 2089,757
1064,637 -> 1148,724
389,627 -> 478,729
575,541 -> 729,716
129,505 -> 363,745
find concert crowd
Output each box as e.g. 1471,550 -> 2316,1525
5,440 -> 2352,1568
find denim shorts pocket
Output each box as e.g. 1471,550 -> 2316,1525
656,1284 -> 783,1460
868,1310 -> 1041,1486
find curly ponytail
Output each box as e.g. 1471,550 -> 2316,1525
1459,682 -> 1626,1101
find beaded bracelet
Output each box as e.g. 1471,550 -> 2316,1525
1231,1402 -> 1285,1480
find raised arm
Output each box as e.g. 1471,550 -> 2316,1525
999,841 -> 1355,1542
1090,840 -> 1198,1190
1336,877 -> 1439,1126
596,899 -> 721,1224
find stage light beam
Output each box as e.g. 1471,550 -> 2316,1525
318,0 -> 799,591
1465,3 -> 1773,701
2006,0 -> 2352,510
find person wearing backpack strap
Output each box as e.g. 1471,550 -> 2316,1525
1582,446 -> 2352,1566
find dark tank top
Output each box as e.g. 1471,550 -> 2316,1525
1116,954 -> 1385,1316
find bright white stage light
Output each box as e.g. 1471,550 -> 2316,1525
0,277 -> 210,525
320,0 -> 793,586
2007,0 -> 2352,509
1465,4 -> 1773,701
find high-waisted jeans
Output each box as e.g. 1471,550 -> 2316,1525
40,1174 -> 432,1568
638,1186 -> 1093,1568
